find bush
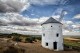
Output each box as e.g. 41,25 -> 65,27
12,36 -> 21,42
25,37 -> 41,43
25,37 -> 33,43
35,37 -> 41,40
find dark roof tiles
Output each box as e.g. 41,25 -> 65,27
41,17 -> 61,25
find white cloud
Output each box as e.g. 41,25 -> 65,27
62,20 -> 74,32
0,13 -> 39,26
0,13 -> 45,35
72,25 -> 77,28
38,16 -> 49,24
66,21 -> 73,24
72,24 -> 80,32
62,20 -> 73,27
0,13 -> 79,35
74,14 -> 80,19
0,13 -> 50,26
0,25 -> 42,35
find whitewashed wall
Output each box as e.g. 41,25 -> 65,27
42,23 -> 63,51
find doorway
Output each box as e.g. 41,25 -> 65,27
53,42 -> 57,50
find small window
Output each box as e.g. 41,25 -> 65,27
46,43 -> 48,46
51,26 -> 52,27
43,33 -> 45,36
56,33 -> 59,37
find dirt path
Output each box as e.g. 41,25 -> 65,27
18,42 -> 80,53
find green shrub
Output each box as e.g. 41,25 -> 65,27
25,37 -> 41,43
12,36 -> 21,42
36,37 -> 41,40
25,37 -> 33,43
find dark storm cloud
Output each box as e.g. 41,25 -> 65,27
0,21 -> 7,26
0,0 -> 27,13
8,21 -> 37,26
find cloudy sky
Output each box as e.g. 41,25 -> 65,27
0,0 -> 80,35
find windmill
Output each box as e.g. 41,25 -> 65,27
51,8 -> 68,23
59,10 -> 67,22
52,0 -> 69,22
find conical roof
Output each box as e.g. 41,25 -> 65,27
41,17 -> 61,25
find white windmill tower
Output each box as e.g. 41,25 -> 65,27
41,9 -> 67,51
41,17 -> 63,51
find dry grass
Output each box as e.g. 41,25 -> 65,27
0,38 -> 80,53
18,42 -> 80,53
0,38 -> 25,53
